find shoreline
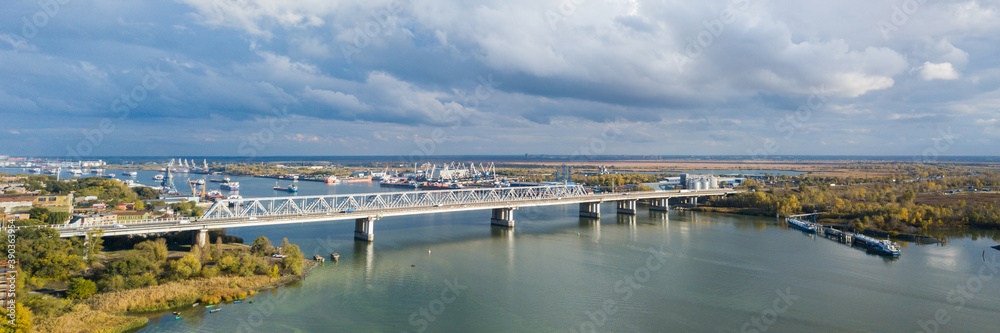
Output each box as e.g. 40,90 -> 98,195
688,206 -> 955,244
36,259 -> 321,333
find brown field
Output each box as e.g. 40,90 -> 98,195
499,160 -> 900,178
915,192 -> 1000,206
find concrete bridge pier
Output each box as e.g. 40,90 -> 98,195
617,199 -> 637,215
193,228 -> 209,248
579,202 -> 601,218
491,207 -> 515,227
650,198 -> 669,212
355,217 -> 376,242
688,197 -> 698,206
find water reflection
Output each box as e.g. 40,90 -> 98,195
490,225 -> 516,279
352,241 -> 374,283
578,217 -> 600,242
616,215 -> 637,241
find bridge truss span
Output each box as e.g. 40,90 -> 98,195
200,185 -> 590,220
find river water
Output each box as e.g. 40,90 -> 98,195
5,168 -> 1000,332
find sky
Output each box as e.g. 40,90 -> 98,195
0,0 -> 998,159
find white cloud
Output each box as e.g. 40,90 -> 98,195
302,86 -> 369,112
919,61 -> 960,81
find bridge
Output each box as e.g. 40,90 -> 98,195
39,185 -> 738,246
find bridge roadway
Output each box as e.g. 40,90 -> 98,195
41,185 -> 738,243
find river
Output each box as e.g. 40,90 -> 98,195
5,168 -> 1000,332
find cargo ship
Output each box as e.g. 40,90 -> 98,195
210,177 -> 231,183
324,175 -> 340,184
786,217 -> 818,234
421,182 -> 464,190
380,180 -> 419,189
344,176 -> 373,183
274,182 -> 298,193
220,182 -> 240,190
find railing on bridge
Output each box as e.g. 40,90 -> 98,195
200,185 -> 590,219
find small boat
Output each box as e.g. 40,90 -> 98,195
234,300 -> 243,304
196,179 -> 206,185
220,182 -> 240,190
172,312 -> 180,315
210,309 -> 221,313
330,253 -> 340,261
249,300 -> 254,304
205,305 -> 215,308
192,303 -> 199,307
125,171 -> 138,177
273,182 -> 298,193
175,315 -> 181,320
154,174 -> 165,180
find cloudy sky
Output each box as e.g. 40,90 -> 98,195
1,0 -> 998,158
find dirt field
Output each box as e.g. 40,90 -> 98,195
915,192 -> 1000,206
499,159 -> 900,178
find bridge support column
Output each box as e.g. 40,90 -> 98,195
650,198 -> 669,212
355,217 -> 375,242
491,208 -> 515,227
579,202 -> 601,218
687,197 -> 698,205
617,199 -> 637,215
193,229 -> 209,248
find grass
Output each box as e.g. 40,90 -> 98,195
87,275 -> 279,313
34,304 -> 149,333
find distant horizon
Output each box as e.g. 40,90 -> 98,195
4,154 -> 998,162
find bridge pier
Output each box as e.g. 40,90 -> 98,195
688,197 -> 698,205
193,229 -> 209,248
650,198 -> 669,212
616,199 -> 637,215
579,202 -> 601,218
491,208 -> 515,227
355,217 -> 376,242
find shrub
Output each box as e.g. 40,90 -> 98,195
66,278 -> 98,300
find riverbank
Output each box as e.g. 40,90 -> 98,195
34,260 -> 320,333
689,207 -> 945,243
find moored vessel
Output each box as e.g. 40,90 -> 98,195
786,217 -> 818,233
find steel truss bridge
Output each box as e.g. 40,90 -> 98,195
39,185 -> 737,242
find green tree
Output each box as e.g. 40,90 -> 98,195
250,236 -> 273,256
106,255 -> 156,277
211,237 -> 223,261
84,229 -> 104,265
281,243 -> 304,275
135,238 -> 168,263
134,186 -> 160,200
66,278 -> 98,299
218,252 -> 240,275
167,254 -> 202,280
